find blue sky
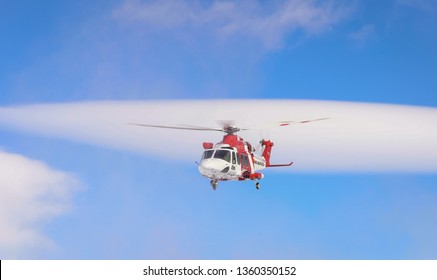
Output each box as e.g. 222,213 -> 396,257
0,0 -> 436,259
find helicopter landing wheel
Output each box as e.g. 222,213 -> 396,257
255,182 -> 260,190
210,179 -> 218,190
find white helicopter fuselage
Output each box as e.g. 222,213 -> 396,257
198,142 -> 266,182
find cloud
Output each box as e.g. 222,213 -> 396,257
396,0 -> 437,13
381,186 -> 437,258
0,149 -> 79,258
6,1 -> 351,104
0,100 -> 436,173
113,0 -> 352,49
349,24 -> 375,44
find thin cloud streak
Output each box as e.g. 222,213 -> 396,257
0,150 -> 79,258
396,0 -> 437,13
349,24 -> 375,43
0,100 -> 436,173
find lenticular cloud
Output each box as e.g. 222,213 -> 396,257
0,100 -> 436,172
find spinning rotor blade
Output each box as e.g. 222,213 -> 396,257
245,118 -> 330,130
218,120 -> 236,128
130,118 -> 329,134
129,123 -> 223,132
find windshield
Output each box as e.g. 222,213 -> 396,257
214,150 -> 231,162
202,150 -> 214,160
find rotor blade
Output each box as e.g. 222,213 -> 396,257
245,118 -> 330,130
218,120 -> 235,128
299,117 -> 330,123
129,123 -> 223,132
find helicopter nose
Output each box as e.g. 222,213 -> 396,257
198,159 -> 228,176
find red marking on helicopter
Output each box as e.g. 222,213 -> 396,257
130,118 -> 328,190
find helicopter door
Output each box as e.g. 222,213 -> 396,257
229,151 -> 241,175
239,153 -> 250,173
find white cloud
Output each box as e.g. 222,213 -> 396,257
0,150 -> 79,258
114,0 -> 352,49
0,100 -> 436,173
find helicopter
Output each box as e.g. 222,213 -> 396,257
131,119 -> 328,190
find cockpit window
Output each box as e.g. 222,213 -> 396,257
202,150 -> 214,159
214,150 -> 231,162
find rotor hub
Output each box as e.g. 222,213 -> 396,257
223,126 -> 240,134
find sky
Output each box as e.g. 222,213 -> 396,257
0,0 -> 436,259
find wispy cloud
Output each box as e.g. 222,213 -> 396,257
381,186 -> 437,258
349,24 -> 375,44
396,0 -> 437,13
0,100 -> 436,172
5,1 -> 352,104
114,0 -> 352,49
0,150 -> 79,258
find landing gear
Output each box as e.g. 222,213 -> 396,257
210,179 -> 218,190
255,181 -> 260,190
